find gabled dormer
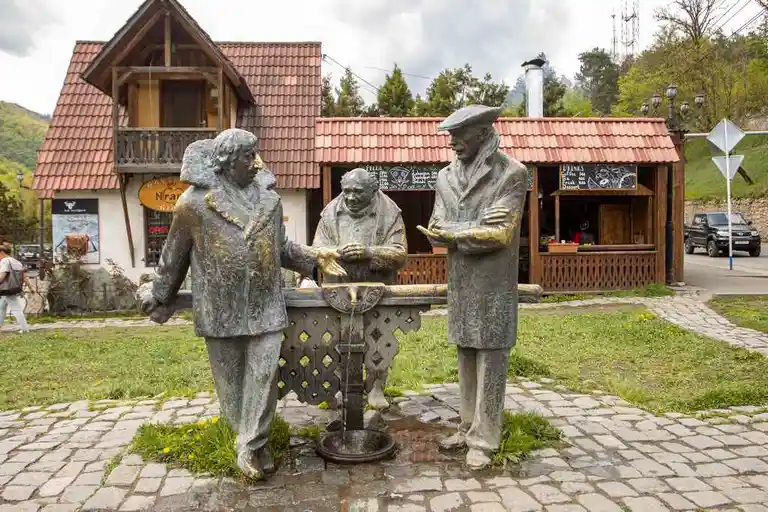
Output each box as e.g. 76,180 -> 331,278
80,0 -> 254,174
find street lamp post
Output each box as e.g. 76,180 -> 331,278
16,170 -> 45,269
642,85 -> 705,284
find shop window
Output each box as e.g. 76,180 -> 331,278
145,208 -> 173,267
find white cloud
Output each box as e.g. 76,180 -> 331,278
0,0 -> 762,114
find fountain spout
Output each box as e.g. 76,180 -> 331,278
348,286 -> 359,308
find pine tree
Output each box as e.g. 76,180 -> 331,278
321,74 -> 335,116
376,64 -> 415,116
334,68 -> 365,117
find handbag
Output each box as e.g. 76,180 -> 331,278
0,266 -> 23,296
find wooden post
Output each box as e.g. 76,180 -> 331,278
119,176 -> 136,268
671,132 -> 685,282
322,165 -> 332,205
217,68 -> 224,132
655,166 -> 668,283
164,12 -> 172,67
528,166 -> 541,285
554,194 -> 561,242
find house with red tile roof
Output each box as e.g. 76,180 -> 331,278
314,116 -> 685,291
34,0 -> 321,280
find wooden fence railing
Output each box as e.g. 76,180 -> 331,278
116,128 -> 218,167
397,254 -> 448,285
540,251 -> 657,292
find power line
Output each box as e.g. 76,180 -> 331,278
672,8 -> 763,84
362,65 -> 433,81
712,0 -> 752,31
321,54 -> 381,94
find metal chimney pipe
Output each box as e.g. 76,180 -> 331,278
522,57 -> 546,117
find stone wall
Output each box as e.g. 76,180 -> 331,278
685,197 -> 768,239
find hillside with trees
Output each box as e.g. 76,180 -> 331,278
0,101 -> 50,244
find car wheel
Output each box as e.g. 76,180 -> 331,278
750,247 -> 761,257
707,240 -> 719,258
685,238 -> 695,254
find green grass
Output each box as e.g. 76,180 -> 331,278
685,135 -> 768,200
3,307 -> 768,414
129,415 -> 290,481
390,309 -> 768,413
0,326 -> 212,409
708,295 -> 768,333
541,283 -> 675,303
492,412 -> 563,468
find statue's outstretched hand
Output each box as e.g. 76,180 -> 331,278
417,225 -> 455,244
316,248 -> 347,277
137,282 -> 175,324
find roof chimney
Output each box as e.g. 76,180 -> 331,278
522,56 -> 546,117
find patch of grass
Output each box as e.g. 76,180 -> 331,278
392,310 -> 768,413
708,295 -> 768,334
101,453 -> 123,485
685,135 -> 768,200
492,412 -> 563,468
541,284 -> 674,303
129,415 -> 290,481
0,325 -> 212,409
5,306 -> 768,414
293,424 -> 324,440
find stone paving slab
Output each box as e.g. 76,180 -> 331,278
2,380 -> 768,510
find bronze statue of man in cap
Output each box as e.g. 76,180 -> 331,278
140,128 -> 346,480
418,104 -> 527,470
313,167 -> 407,409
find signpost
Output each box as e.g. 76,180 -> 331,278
707,119 -> 745,270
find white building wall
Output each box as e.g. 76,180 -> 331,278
54,184 -> 308,283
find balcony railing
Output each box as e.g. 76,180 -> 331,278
116,128 -> 218,170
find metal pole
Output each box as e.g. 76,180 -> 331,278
665,99 -> 676,284
38,199 -> 45,261
724,128 -> 734,271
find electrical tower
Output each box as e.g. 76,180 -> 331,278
620,0 -> 640,61
611,11 -> 618,62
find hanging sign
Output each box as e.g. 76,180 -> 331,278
363,164 -> 443,190
559,163 -> 638,190
138,177 -> 190,212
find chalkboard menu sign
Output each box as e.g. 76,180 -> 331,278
559,163 -> 638,190
364,164 -> 443,190
365,164 -> 536,191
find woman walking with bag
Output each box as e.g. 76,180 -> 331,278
0,242 -> 31,333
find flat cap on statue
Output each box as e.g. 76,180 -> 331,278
437,104 -> 503,132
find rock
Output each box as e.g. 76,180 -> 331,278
364,410 -> 386,430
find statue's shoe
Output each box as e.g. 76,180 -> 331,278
256,447 -> 276,474
236,450 -> 264,480
438,432 -> 466,451
367,384 -> 390,410
466,448 -> 491,470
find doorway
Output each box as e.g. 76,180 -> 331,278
160,80 -> 207,127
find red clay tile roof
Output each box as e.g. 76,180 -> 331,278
34,41 -> 321,196
315,117 -> 680,165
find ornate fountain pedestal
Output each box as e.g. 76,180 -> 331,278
283,283 -> 446,463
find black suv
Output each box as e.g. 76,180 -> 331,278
685,212 -> 761,257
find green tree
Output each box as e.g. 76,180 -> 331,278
334,68 -> 365,117
654,0 -> 722,43
562,89 -> 596,117
376,64 -> 415,116
321,74 -> 335,116
418,64 -> 508,116
0,180 -> 36,244
575,48 -> 620,115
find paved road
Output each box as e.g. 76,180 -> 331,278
684,251 -> 768,295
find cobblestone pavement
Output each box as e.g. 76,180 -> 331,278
4,379 -> 768,511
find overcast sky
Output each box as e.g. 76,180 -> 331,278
0,0 -> 762,114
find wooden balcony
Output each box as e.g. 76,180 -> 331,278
115,128 -> 218,173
